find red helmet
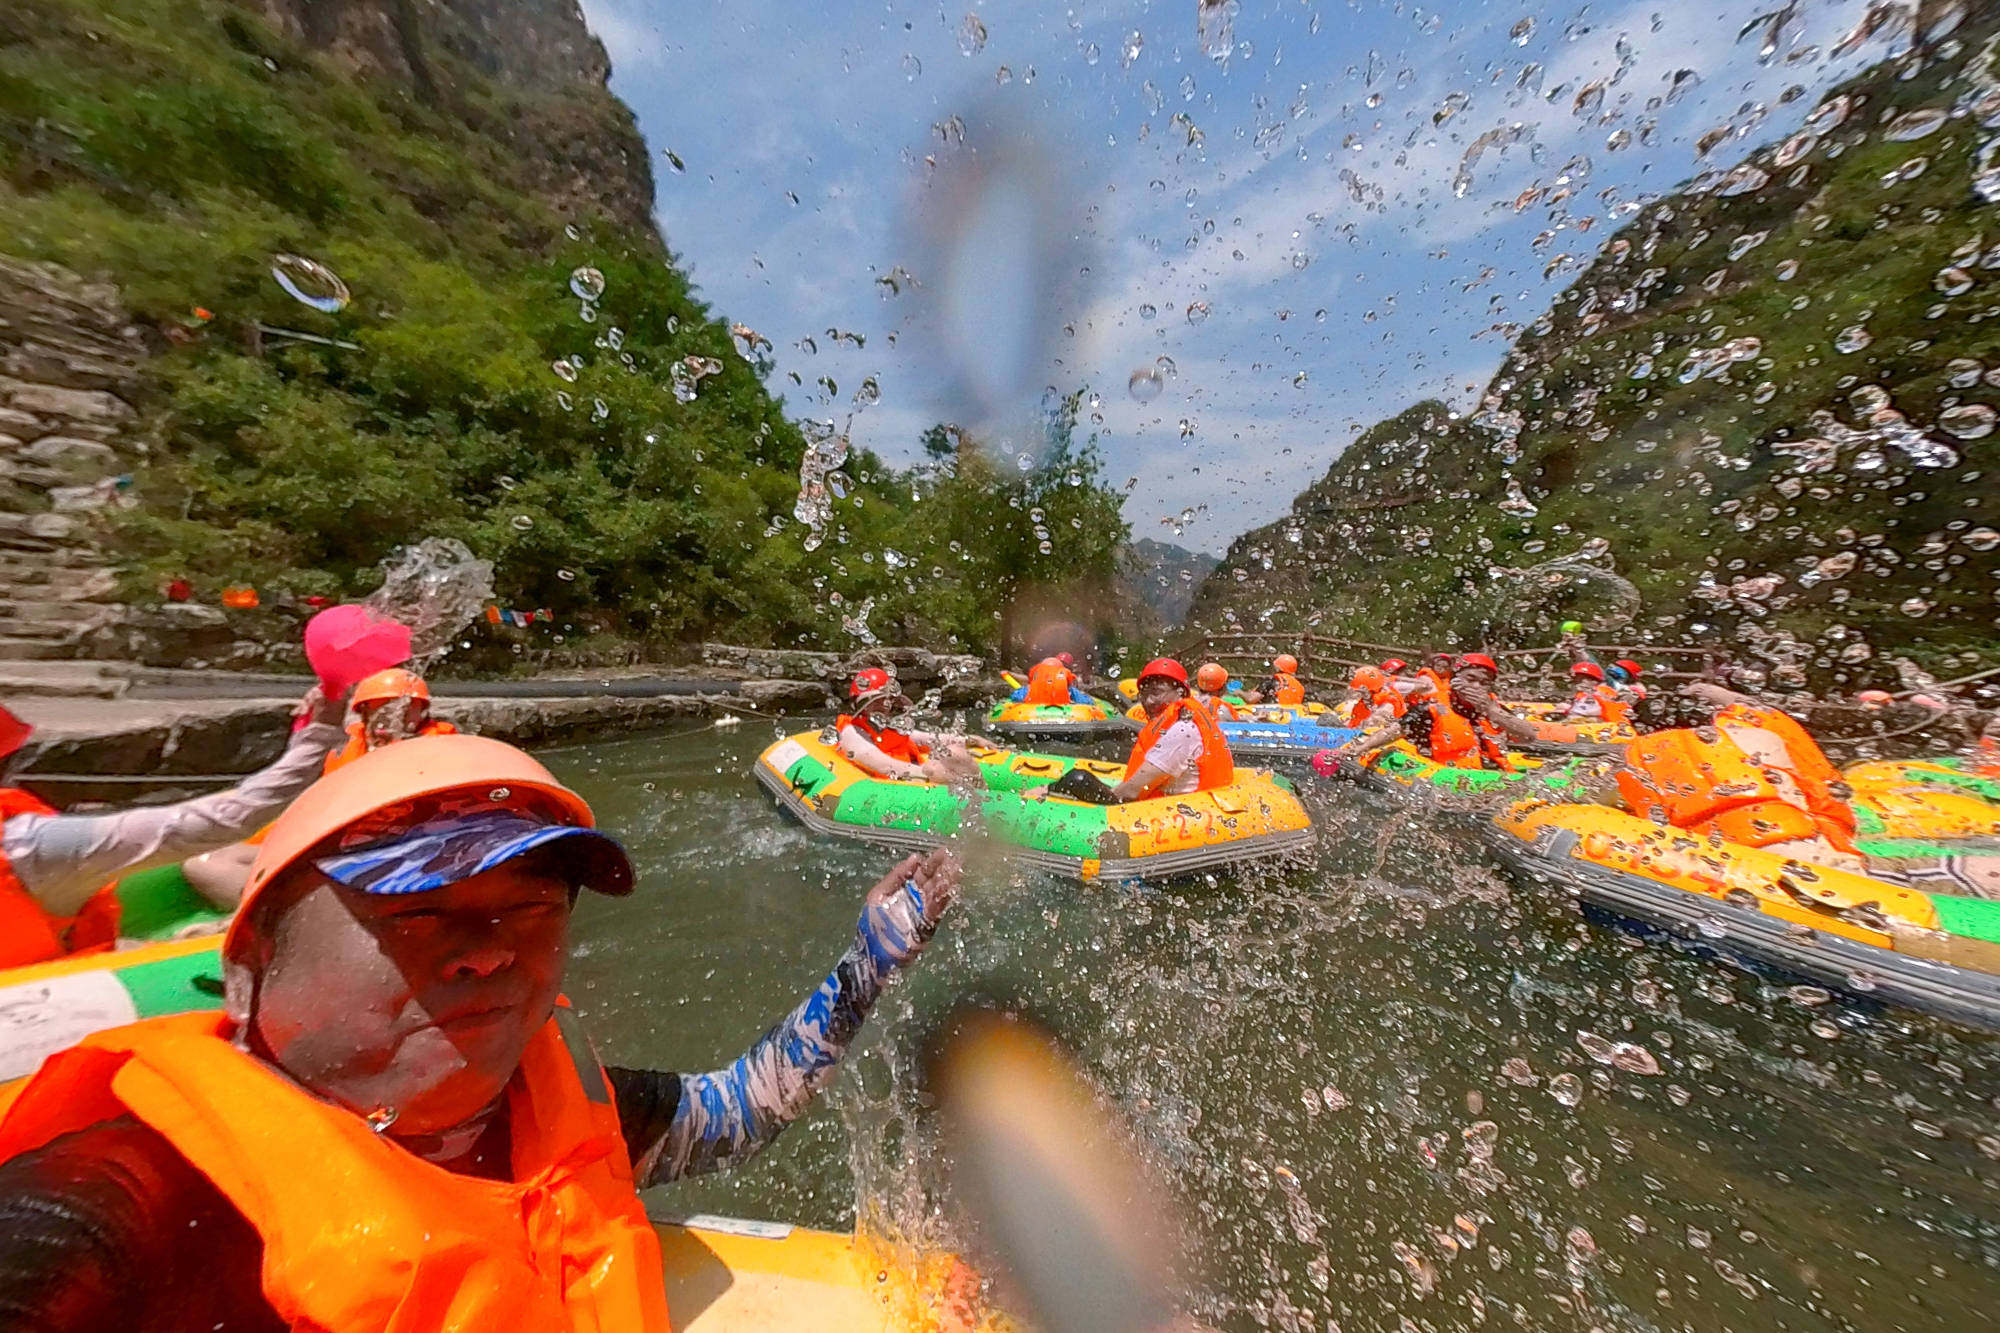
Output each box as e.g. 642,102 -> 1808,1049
1458,653 -> 1499,674
1614,658 -> 1642,678
1274,653 -> 1300,674
1380,658 -> 1408,673
1571,662 -> 1605,681
1138,657 -> 1189,687
1057,652 -> 1076,669
849,667 -> 894,699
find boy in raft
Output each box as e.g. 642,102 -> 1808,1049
1193,662 -> 1242,720
838,667 -> 991,784
325,666 -> 458,773
1026,658 -> 1233,805
183,668 -> 459,907
1244,653 -> 1306,706
1010,655 -> 1096,707
1561,661 -> 1632,726
0,688 -> 344,968
0,734 -> 960,1329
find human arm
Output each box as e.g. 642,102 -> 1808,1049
4,691 -> 345,916
614,850 -> 959,1186
837,724 -> 928,782
1311,718 -> 1404,773
0,1117 -> 274,1333
1458,685 -> 1543,744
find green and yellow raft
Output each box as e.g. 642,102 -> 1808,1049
1356,742 -> 1609,799
1842,759 -> 2000,856
755,730 -> 1312,881
985,696 -> 1130,741
1490,801 -> 2000,1029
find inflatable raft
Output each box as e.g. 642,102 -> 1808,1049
985,696 -> 1130,741
1213,714 -> 1358,762
1841,762 -> 2000,856
1354,742 -> 1611,800
1490,801 -> 2000,1030
1845,757 -> 2000,805
755,730 -> 1312,881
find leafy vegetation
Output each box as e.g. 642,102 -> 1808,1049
0,0 -> 1129,660
1191,25 -> 2000,688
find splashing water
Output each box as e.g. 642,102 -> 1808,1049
794,420 -> 851,552
366,537 -> 495,662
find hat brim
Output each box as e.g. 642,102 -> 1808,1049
316,815 -> 635,898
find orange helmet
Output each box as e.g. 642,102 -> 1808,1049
1274,653 -> 1300,674
351,667 -> 430,709
1349,666 -> 1387,692
230,733 -> 631,960
1195,662 -> 1230,691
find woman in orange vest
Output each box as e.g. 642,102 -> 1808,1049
1028,659 -> 1233,804
837,668 -> 991,783
0,735 -> 961,1329
1616,682 -> 1862,869
1561,662 -> 1632,726
1246,653 -> 1306,706
0,690 -> 345,968
323,667 -> 458,773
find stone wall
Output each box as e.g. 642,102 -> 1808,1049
0,256 -> 148,662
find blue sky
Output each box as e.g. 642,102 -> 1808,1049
578,0 -> 1892,554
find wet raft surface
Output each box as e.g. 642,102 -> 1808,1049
550,724 -> 2000,1332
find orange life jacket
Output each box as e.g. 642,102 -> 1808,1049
1412,695 -> 1483,769
0,788 -> 120,968
324,719 -> 460,775
1126,697 -> 1235,797
1270,672 -> 1306,706
1022,660 -> 1075,707
837,713 -> 928,766
0,1007 -> 669,1332
1616,704 -> 1858,853
1194,692 -> 1241,722
1569,683 -> 1632,726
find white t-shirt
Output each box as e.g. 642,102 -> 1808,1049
1140,718 -> 1206,795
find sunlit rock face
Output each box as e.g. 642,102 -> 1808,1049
251,0 -> 657,237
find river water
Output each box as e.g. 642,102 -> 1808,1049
547,721 -> 1999,1332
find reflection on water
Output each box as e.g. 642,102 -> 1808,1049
552,725 -> 2000,1332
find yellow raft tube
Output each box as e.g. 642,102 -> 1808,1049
756,730 -> 1312,881
1841,760 -> 2000,853
1490,800 -> 2000,1028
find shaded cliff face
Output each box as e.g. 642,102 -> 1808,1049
1190,22 -> 2000,687
248,0 -> 656,238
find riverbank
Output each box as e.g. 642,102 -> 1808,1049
3,654 -> 1007,803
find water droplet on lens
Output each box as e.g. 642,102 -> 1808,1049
1939,403 -> 1996,439
569,266 -> 606,302
1835,325 -> 1872,353
510,514 -> 533,531
552,360 -> 578,383
1935,266 -> 1975,296
957,12 -> 987,56
1129,367 -> 1165,401
270,254 -> 351,313
1884,107 -> 1948,141
1549,1073 -> 1584,1107
1185,301 -> 1210,324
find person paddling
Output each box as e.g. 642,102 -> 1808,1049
0,690 -> 344,966
1027,658 -> 1233,804
837,668 -> 990,784
0,734 -> 959,1329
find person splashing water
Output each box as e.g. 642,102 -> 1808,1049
0,735 -> 960,1330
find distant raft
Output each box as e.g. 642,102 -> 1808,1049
1213,711 -> 1358,762
985,696 -> 1131,741
754,730 -> 1312,881
1490,800 -> 2000,1030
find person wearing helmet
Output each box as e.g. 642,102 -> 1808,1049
327,667 -> 458,772
1010,656 -> 1096,708
0,735 -> 960,1329
1448,653 -> 1543,762
839,668 -> 990,784
0,688 -> 346,967
1315,652 -> 1535,775
1340,665 -> 1406,729
1029,659 -> 1234,804
1379,658 -> 1434,704
1562,661 -> 1631,726
1192,662 -> 1242,720
1245,653 -> 1306,706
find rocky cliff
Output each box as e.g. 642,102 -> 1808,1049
1190,22 -> 2000,688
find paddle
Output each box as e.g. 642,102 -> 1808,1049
927,1006 -> 1193,1333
